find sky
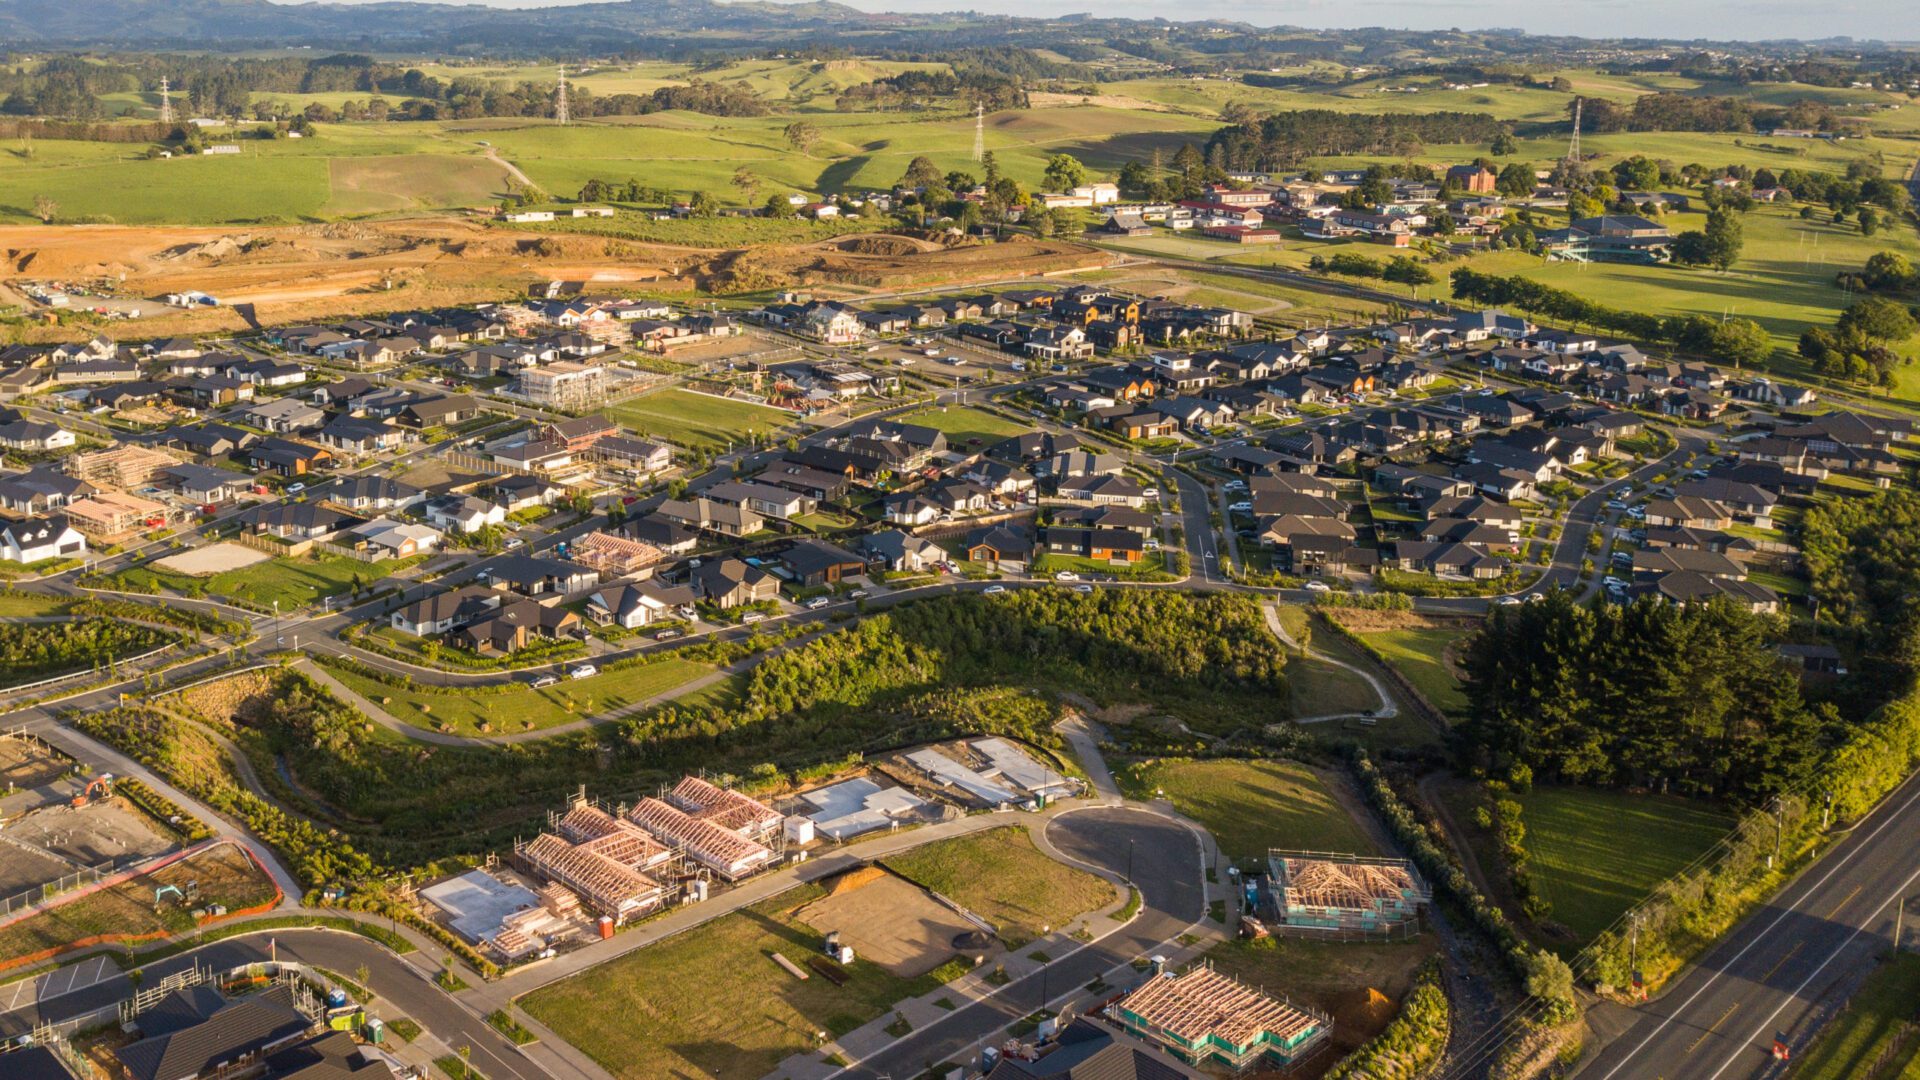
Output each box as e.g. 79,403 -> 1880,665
310,0 -> 1909,42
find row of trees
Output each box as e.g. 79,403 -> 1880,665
1448,268 -> 1775,367
1205,109 -> 1508,170
1797,297 -> 1919,387
0,620 -> 175,689
1459,592 -> 1831,802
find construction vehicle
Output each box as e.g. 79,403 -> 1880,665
71,773 -> 114,809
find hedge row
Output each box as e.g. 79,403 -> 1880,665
1323,957 -> 1449,1080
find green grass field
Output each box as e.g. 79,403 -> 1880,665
603,388 -> 791,450
111,552 -> 424,613
894,405 -> 1029,448
1119,758 -> 1375,862
884,827 -> 1112,947
1519,786 -> 1736,943
1788,951 -> 1920,1080
518,880 -> 961,1080
323,656 -> 713,736
1359,628 -> 1470,718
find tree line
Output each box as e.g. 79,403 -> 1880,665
1448,267 -> 1775,367
1460,592 -> 1836,804
1204,109 -> 1508,170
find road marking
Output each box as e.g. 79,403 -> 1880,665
1827,883 -> 1862,920
1756,940 -> 1803,985
1594,773 -> 1920,1080
1704,860 -> 1920,1080
1686,1001 -> 1739,1053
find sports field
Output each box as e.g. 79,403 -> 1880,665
1119,758 -> 1375,862
603,388 -> 792,450
1518,786 -> 1736,943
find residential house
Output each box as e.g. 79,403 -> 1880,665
691,558 -> 780,608
424,493 -> 508,534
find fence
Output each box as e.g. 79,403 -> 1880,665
0,642 -> 179,702
0,838 -> 222,928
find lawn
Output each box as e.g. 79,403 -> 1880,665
1360,629 -> 1470,718
604,388 -> 792,451
0,593 -> 77,617
517,881 -> 963,1080
1118,759 -> 1376,863
1287,655 -> 1381,718
883,827 -> 1113,947
894,405 -> 1029,449
1519,786 -> 1736,944
1790,951 -> 1920,1080
111,552 -> 425,613
321,656 -> 714,736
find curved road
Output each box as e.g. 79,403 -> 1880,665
841,807 -> 1207,1079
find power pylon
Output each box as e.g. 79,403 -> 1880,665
159,76 -> 171,125
555,65 -> 569,125
972,103 -> 984,163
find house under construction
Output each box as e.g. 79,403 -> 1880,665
512,800 -> 675,928
627,796 -> 775,881
1112,963 -> 1331,1073
1266,850 -> 1430,932
664,774 -> 784,842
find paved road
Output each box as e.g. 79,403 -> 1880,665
841,808 -> 1207,1079
1577,768 -> 1920,1080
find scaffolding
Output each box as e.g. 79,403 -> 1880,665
1266,850 -> 1430,933
1115,963 -> 1331,1073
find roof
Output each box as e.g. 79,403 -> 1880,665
117,985 -> 310,1080
985,1018 -> 1202,1079
1119,966 -> 1321,1052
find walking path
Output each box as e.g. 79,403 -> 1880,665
1260,602 -> 1397,723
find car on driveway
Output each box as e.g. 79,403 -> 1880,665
1228,501 -> 1253,512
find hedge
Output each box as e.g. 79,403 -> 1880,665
1323,957 -> 1449,1080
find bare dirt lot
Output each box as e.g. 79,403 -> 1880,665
152,542 -> 272,577
0,736 -> 68,795
3,799 -> 175,869
794,866 -> 980,978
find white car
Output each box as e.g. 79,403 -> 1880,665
1228,501 -> 1253,513
1304,581 -> 1331,593
742,611 -> 766,623
568,664 -> 598,680
530,674 -> 559,688
983,585 -> 1007,595
1073,584 -> 1094,594
504,537 -> 524,550
1054,571 -> 1080,582
285,482 -> 306,494
1494,596 -> 1523,607
806,597 -> 831,609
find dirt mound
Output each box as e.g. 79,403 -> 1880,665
159,235 -> 252,261
823,864 -> 888,895
835,235 -> 934,257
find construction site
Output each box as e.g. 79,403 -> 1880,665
423,774 -> 790,962
1254,851 -> 1431,937
0,730 -> 178,917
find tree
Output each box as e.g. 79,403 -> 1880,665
1859,207 -> 1881,236
730,168 -> 761,204
1496,163 -> 1535,197
687,190 -> 718,218
1041,153 -> 1089,193
1670,230 -> 1711,266
1838,296 -> 1919,343
31,195 -> 56,224
1027,206 -> 1055,239
901,155 -> 941,190
782,121 -> 820,153
981,150 -> 1000,185
1491,131 -> 1518,156
763,193 -> 794,218
1382,256 -> 1436,292
1702,207 -> 1743,271
1862,252 -> 1915,291
1708,317 -> 1773,367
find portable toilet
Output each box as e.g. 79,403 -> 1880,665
598,915 -> 615,940
784,816 -> 815,845
326,988 -> 349,1009
363,1017 -> 385,1045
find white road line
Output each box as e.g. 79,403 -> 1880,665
1704,861 -> 1920,1080
1595,776 -> 1920,1080
7,977 -> 25,1009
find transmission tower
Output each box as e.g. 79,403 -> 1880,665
972,103 -> 984,163
158,76 -> 171,125
555,65 -> 569,125
1565,97 -> 1581,163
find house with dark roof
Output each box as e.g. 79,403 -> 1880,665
690,558 -> 780,608
778,538 -> 866,586
115,984 -> 313,1080
966,525 -> 1034,567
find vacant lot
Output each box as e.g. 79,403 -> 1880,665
1789,951 -> 1920,1080
795,867 -> 978,978
605,388 -> 792,451
322,656 -> 714,736
152,542 -> 272,577
1520,786 -> 1736,943
894,405 -> 1032,449
0,843 -> 275,967
884,827 -> 1111,948
1120,759 -> 1375,863
113,552 -> 424,613
519,881 -> 960,1080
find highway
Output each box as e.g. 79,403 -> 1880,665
1577,767 -> 1920,1080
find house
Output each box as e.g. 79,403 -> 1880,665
241,397 -> 326,433
1114,966 -> 1329,1072
163,463 -> 247,505
399,394 -> 483,429
115,984 -> 314,1080
1059,474 -> 1148,508
315,476 -> 418,516
247,439 -> 332,477
584,580 -> 696,629
1633,571 -> 1780,614
966,525 -> 1034,567
453,597 -> 584,654
1447,309 -> 1535,345
391,586 -> 504,636
0,419 -> 77,452
705,480 -> 817,521
983,1017 -> 1210,1080
779,538 -> 866,586
484,554 -> 599,599
0,468 -> 94,515
424,493 -> 508,534
591,435 -> 673,476
1644,496 -> 1733,531
1446,164 -> 1497,194
0,514 -> 85,564
691,558 -> 780,608
317,415 -> 405,455
657,496 -> 764,538
857,530 -> 942,573
349,517 -> 441,559
1044,525 -> 1144,565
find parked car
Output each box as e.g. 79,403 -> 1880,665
530,674 -> 559,688
285,482 -> 306,494
568,664 -> 598,680
805,597 -> 830,610
1304,581 -> 1331,593
982,585 -> 1007,595
1073,584 -> 1094,594
1228,501 -> 1253,512
742,611 -> 766,623
849,589 -> 869,599
1054,571 -> 1080,582
504,537 -> 524,550
653,628 -> 681,640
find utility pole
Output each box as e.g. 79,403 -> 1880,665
1768,795 -> 1784,869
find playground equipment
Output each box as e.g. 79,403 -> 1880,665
71,774 -> 114,809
